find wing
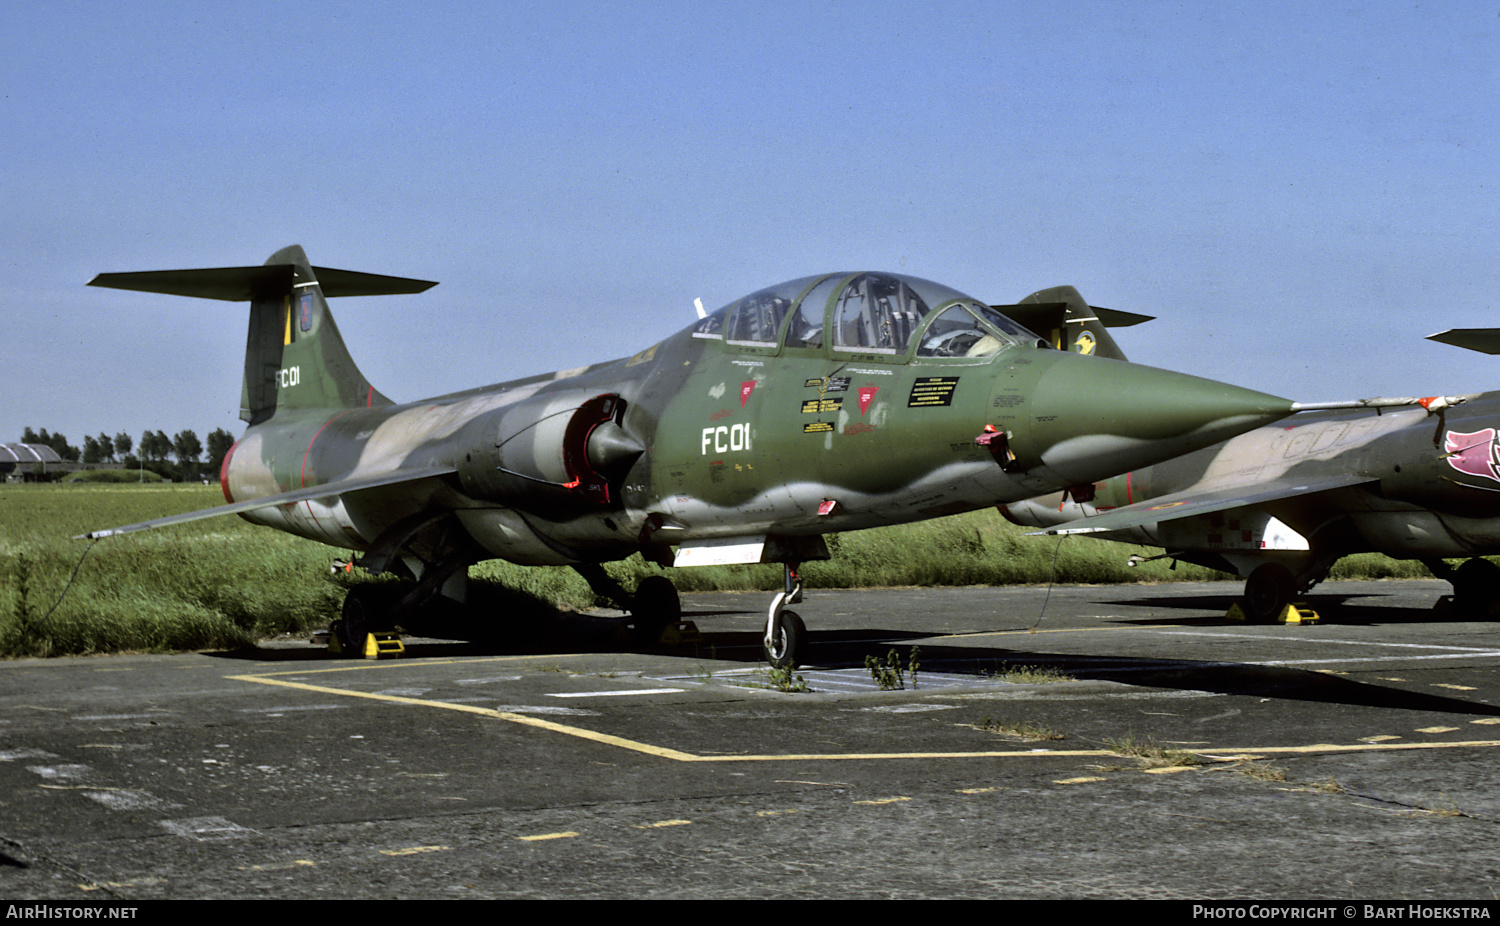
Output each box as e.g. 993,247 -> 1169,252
1032,472 -> 1377,536
77,465 -> 458,539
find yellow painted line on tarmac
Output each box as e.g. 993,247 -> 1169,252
228,674 -> 700,762
228,673 -> 1500,765
1202,739 -> 1500,757
244,654 -> 559,674
925,625 -> 1172,642
691,749 -> 1118,761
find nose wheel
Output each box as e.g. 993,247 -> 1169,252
764,564 -> 807,669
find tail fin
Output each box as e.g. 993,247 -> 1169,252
89,245 -> 436,423
1000,285 -> 1153,361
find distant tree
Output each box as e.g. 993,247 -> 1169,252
113,431 -> 133,459
173,430 -> 203,479
136,430 -> 176,479
95,432 -> 115,463
21,426 -> 39,444
172,429 -> 202,462
139,430 -> 168,463
83,435 -> 103,464
44,430 -> 79,462
205,428 -> 235,476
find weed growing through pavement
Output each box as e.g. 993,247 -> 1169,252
972,715 -> 1065,742
1106,734 -> 1201,769
757,664 -> 809,693
1227,761 -> 1287,782
865,647 -> 920,690
984,664 -> 1072,684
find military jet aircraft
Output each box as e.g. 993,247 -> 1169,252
1003,299 -> 1491,622
86,246 -> 1318,666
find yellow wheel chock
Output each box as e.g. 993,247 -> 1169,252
1225,603 -> 1319,624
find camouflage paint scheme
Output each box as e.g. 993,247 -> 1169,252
87,247 -> 1303,662
1004,319 -> 1500,620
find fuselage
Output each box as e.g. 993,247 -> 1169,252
222,270 -> 1298,568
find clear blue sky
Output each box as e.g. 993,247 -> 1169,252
2,1 -> 1495,450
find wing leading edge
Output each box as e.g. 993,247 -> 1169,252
77,466 -> 458,540
1031,472 -> 1378,537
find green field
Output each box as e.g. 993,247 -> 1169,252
0,483 -> 1438,657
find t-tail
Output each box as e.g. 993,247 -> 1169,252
997,285 -> 1153,361
88,245 -> 436,424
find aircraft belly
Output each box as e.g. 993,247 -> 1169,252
455,508 -> 582,566
239,498 -> 361,548
286,497 -> 363,547
1430,515 -> 1500,550
1349,511 -> 1476,557
1156,511 -> 1309,552
655,461 -> 1001,540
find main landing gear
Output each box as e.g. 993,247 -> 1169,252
335,584 -> 388,653
576,562 -> 811,668
1240,562 -> 1300,623
1425,557 -> 1500,617
573,564 -> 683,646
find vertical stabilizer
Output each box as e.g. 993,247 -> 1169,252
89,246 -> 437,424
244,245 -> 389,423
1016,285 -> 1153,361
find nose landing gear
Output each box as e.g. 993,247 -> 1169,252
764,564 -> 807,669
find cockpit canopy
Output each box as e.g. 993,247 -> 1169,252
691,271 -> 1046,359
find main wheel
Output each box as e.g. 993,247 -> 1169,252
1452,558 -> 1500,616
1241,563 -> 1296,623
630,575 -> 680,645
765,609 -> 806,670
338,585 -> 388,655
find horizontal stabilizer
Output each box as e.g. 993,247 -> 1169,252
78,465 -> 458,540
89,265 -> 437,301
997,303 -> 1156,337
1092,306 -> 1155,328
1427,328 -> 1500,356
1031,473 -> 1376,536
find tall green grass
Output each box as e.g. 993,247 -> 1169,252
1,484 -> 344,656
0,483 -> 1447,656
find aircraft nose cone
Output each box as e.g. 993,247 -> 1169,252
1025,353 -> 1293,484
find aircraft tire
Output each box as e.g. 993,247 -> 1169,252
1452,558 -> 1500,616
765,609 -> 806,670
338,586 -> 386,656
630,575 -> 680,645
1242,563 -> 1295,623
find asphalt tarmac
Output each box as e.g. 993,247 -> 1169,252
3,579 -> 1500,900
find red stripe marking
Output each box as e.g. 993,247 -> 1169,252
220,440 -> 239,503
301,411 -> 352,488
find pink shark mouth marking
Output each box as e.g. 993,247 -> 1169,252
1444,428 -> 1500,483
